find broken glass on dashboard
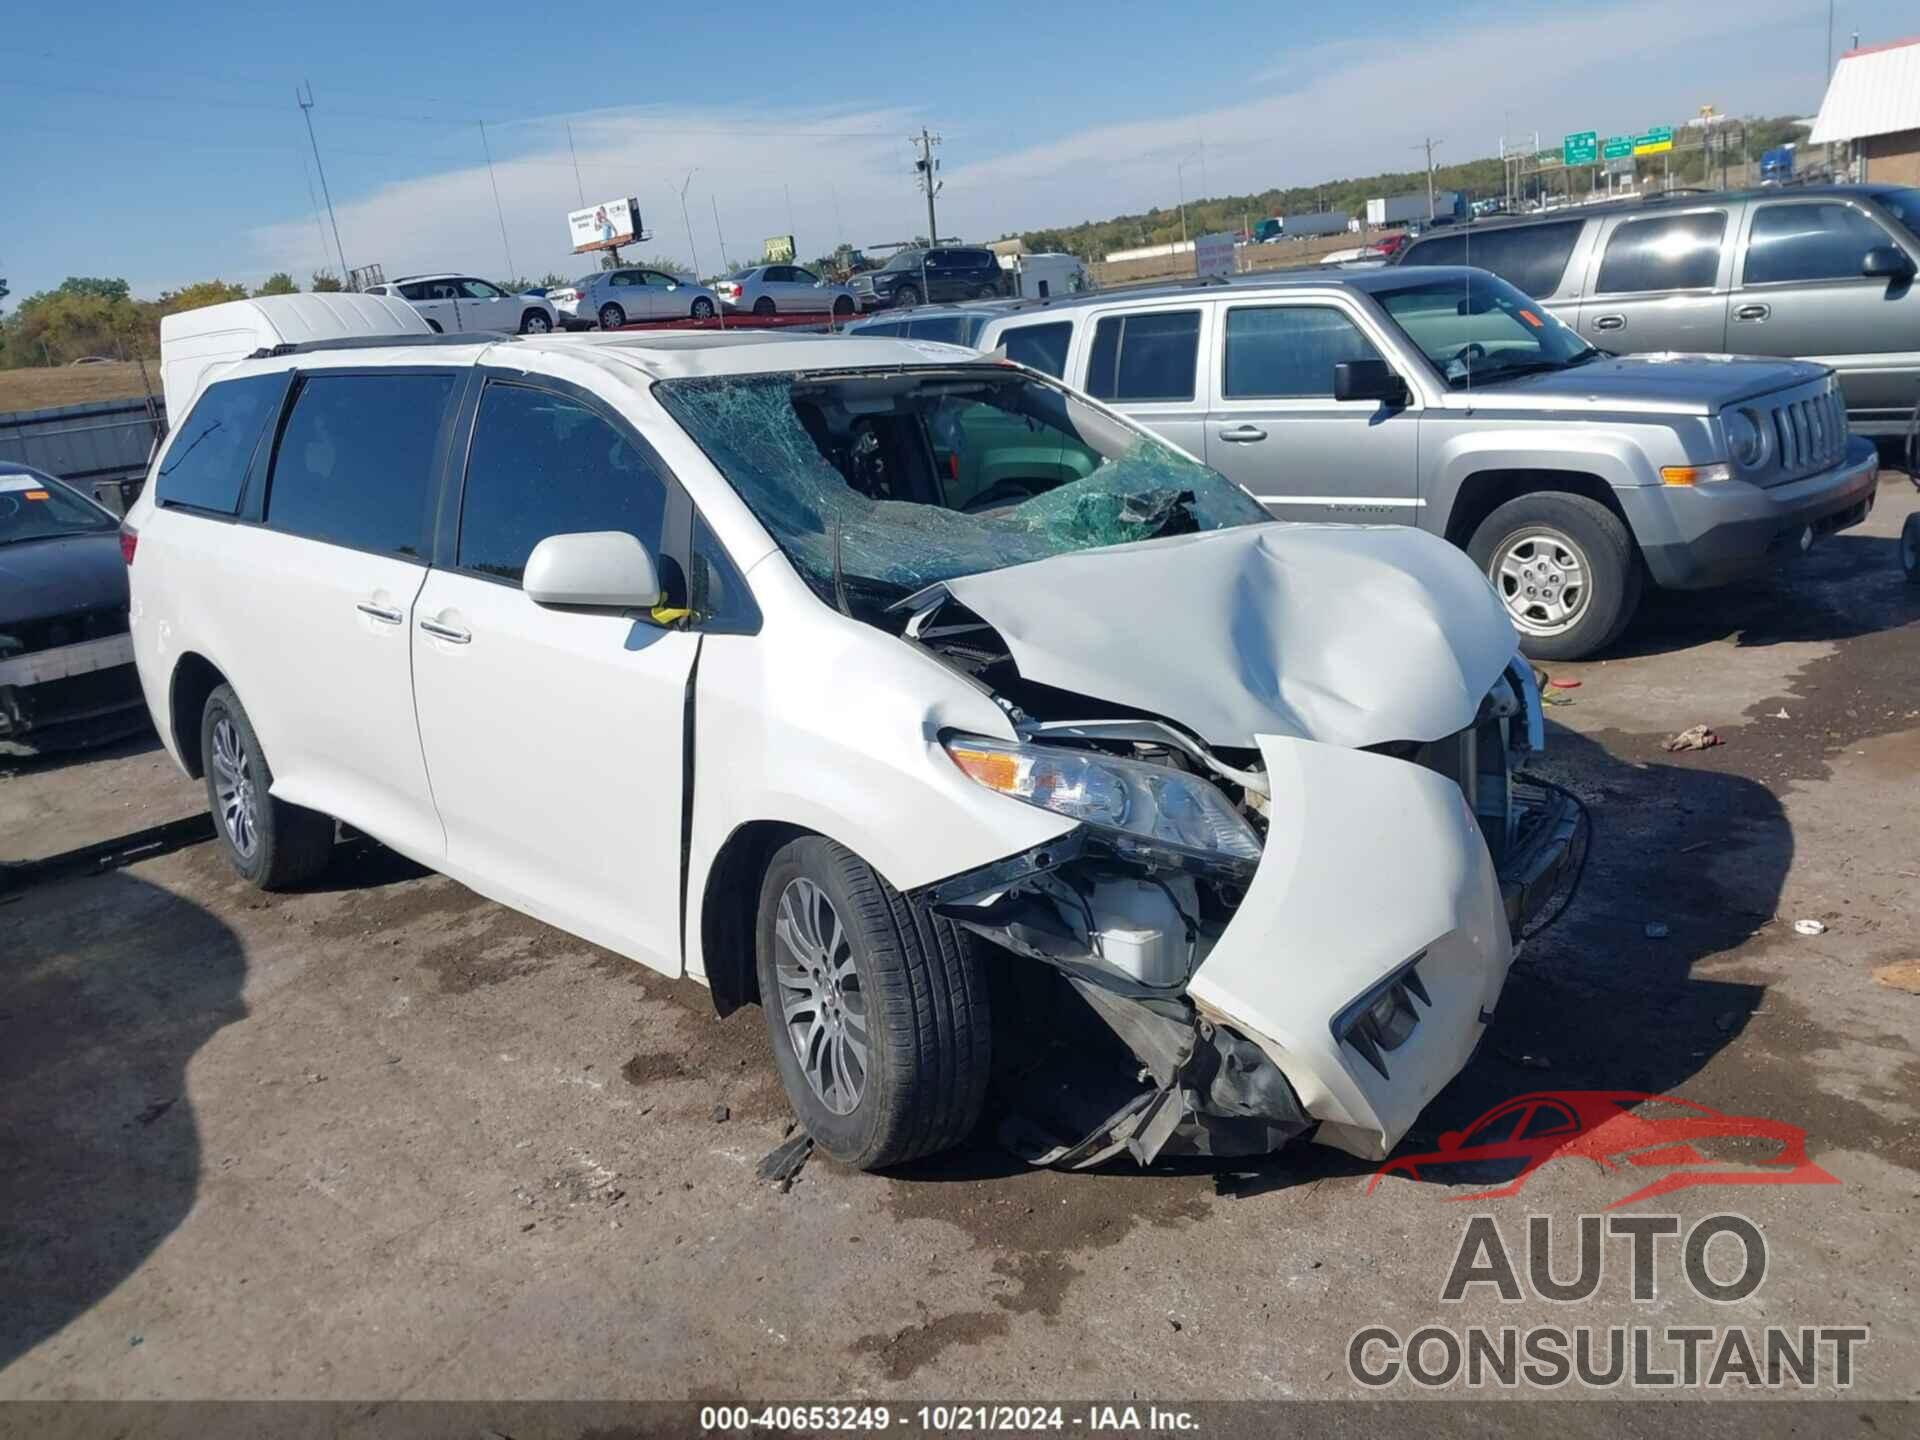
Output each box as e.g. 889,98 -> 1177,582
653,369 -> 1267,610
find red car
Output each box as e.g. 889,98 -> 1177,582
1367,1090 -> 1839,1209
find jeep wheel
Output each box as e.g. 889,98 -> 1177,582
201,684 -> 335,890
1468,492 -> 1641,661
755,836 -> 990,1170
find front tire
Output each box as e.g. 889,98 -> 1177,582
200,685 -> 334,890
1901,511 -> 1920,585
832,295 -> 855,318
690,296 -> 716,319
755,836 -> 990,1170
1468,492 -> 1641,661
598,302 -> 626,330
519,309 -> 552,334
892,285 -> 921,309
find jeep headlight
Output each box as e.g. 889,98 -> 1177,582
944,734 -> 1261,867
1725,407 -> 1769,469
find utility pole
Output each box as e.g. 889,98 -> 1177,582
1414,136 -> 1442,218
566,121 -> 586,207
676,170 -> 702,280
1176,157 -> 1191,246
909,128 -> 942,244
478,121 -> 516,280
297,82 -> 349,284
711,195 -> 730,273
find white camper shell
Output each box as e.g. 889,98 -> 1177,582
157,293 -> 430,425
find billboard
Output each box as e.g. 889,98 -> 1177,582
1194,232 -> 1236,280
763,234 -> 797,263
569,198 -> 644,254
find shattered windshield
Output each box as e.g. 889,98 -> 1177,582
654,368 -> 1269,608
1377,273 -> 1598,387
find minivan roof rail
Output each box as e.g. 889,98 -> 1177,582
245,332 -> 513,359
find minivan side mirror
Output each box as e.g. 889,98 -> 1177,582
1334,359 -> 1409,407
1862,245 -> 1915,280
523,531 -> 662,609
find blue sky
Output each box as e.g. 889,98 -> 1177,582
2,0 -> 1911,301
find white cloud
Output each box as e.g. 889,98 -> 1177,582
247,0 -> 1827,279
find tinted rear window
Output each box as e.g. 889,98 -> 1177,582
265,372 -> 455,557
904,315 -> 988,345
155,373 -> 286,515
1085,311 -> 1201,402
998,321 -> 1072,378
1401,219 -> 1583,296
1595,212 -> 1726,293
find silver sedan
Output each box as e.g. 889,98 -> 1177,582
552,268 -> 721,329
714,264 -> 858,317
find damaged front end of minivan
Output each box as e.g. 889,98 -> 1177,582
896,528 -> 1586,1168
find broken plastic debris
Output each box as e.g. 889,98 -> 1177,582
1547,677 -> 1582,689
1663,724 -> 1723,752
757,1130 -> 815,1189
1792,919 -> 1827,936
1772,708 -> 1791,720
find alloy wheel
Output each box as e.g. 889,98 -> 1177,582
773,877 -> 869,1116
210,716 -> 259,861
1492,529 -> 1591,636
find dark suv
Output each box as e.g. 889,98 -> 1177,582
849,247 -> 1006,311
1394,184 -> 1920,438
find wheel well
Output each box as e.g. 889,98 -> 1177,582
168,652 -> 227,778
699,820 -> 806,1017
1443,470 -> 1631,550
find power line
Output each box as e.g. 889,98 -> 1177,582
566,121 -> 586,206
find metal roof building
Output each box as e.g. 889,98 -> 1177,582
1809,35 -> 1920,184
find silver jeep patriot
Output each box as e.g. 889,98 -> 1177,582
948,269 -> 1880,660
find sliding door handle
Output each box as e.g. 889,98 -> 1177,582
418,617 -> 471,645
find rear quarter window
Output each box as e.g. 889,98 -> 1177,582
1085,311 -> 1201,402
1401,219 -> 1584,297
155,373 -> 288,515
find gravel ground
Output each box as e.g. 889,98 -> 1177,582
3,473 -> 1917,1422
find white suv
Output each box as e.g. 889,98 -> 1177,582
121,322 -> 1577,1172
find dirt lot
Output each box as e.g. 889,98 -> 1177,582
0,362 -> 156,415
4,474 -> 1918,1422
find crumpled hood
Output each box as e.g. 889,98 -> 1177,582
940,522 -> 1517,750
0,532 -> 127,631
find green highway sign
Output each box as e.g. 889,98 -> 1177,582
1633,125 -> 1674,156
1564,131 -> 1598,165
1603,136 -> 1634,160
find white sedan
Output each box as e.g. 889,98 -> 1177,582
377,274 -> 559,334
714,264 -> 857,317
549,268 -> 720,330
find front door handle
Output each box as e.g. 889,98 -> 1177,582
1591,314 -> 1626,331
418,618 -> 471,645
1217,424 -> 1268,443
1733,303 -> 1771,321
356,602 -> 404,625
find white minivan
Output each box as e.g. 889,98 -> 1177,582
121,313 -> 1580,1172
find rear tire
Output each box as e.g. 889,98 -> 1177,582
1902,512 -> 1920,585
755,836 -> 990,1170
752,296 -> 777,316
1468,492 -> 1641,661
200,685 -> 334,891
598,302 -> 626,330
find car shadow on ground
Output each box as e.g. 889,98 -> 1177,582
0,727 -> 160,779
1604,530 -> 1920,660
0,868 -> 246,1372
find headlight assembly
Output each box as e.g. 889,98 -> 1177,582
1725,407 -> 1770,469
943,733 -> 1262,869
